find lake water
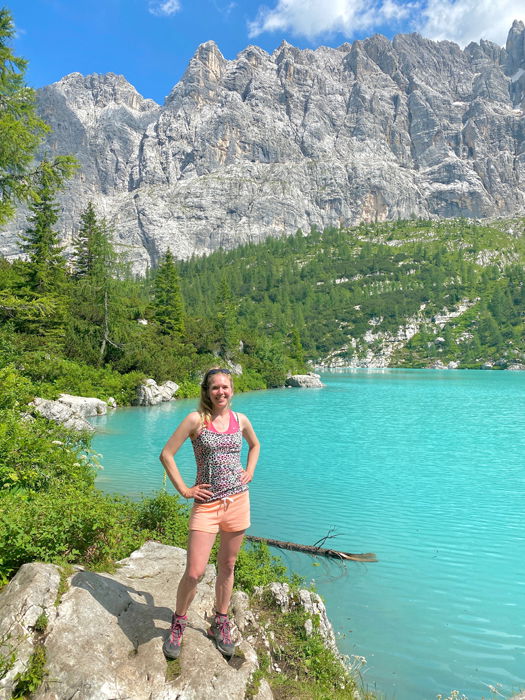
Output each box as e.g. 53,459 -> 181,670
90,369 -> 525,700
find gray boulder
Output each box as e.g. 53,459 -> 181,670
134,379 -> 179,405
0,541 -> 356,700
0,563 -> 61,700
57,393 -> 108,417
30,397 -> 95,432
285,373 -> 324,388
0,542 -> 259,700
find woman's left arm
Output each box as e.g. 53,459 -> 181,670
239,414 -> 260,484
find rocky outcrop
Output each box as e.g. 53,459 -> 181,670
134,379 -> 179,405
30,397 -> 95,432
285,373 -> 324,388
0,542 -> 348,700
318,300 -> 479,368
2,23 -> 525,273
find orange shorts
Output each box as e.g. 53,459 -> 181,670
189,490 -> 250,534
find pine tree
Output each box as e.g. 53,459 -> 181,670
19,167 -> 67,295
289,326 -> 306,370
153,249 -> 185,336
72,201 -> 98,279
215,274 -> 239,358
0,9 -> 75,225
67,205 -> 128,365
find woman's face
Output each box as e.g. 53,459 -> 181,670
207,373 -> 233,409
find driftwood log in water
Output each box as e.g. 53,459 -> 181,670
245,535 -> 377,562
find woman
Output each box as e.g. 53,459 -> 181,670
159,368 -> 260,659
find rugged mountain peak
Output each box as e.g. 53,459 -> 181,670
506,19 -> 525,72
2,25 -> 525,273
236,44 -> 269,66
49,71 -> 158,112
166,39 -> 227,107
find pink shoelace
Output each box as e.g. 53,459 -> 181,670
215,615 -> 232,645
170,615 -> 186,644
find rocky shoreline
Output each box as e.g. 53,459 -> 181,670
0,541 -> 358,700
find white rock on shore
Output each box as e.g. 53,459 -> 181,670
134,379 -> 179,405
57,393 -> 108,417
285,373 -> 324,388
30,397 -> 95,433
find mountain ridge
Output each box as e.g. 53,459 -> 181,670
1,21 -> 524,273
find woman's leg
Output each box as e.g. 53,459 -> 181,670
215,530 -> 245,614
176,530 -> 216,615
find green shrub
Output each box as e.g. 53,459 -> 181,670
135,490 -> 190,547
251,592 -> 364,700
0,485 -> 145,578
0,365 -> 34,410
233,369 -> 266,393
0,411 -> 94,491
175,380 -> 200,398
234,541 -> 297,592
17,352 -> 144,404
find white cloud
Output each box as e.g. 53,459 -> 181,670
247,0 -> 409,40
212,0 -> 237,18
415,0 -> 525,47
148,0 -> 181,17
247,0 -> 524,47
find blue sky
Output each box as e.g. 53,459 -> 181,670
9,0 -> 525,105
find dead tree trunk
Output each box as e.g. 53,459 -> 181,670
245,535 -> 377,562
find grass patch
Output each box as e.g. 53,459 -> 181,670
0,643 -> 16,681
12,644 -> 46,698
246,590 -> 369,700
54,564 -> 74,607
32,612 -> 48,634
165,657 -> 182,682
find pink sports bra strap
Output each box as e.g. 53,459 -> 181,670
206,411 -> 239,434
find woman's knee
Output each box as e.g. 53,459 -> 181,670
184,567 -> 206,585
217,557 -> 236,578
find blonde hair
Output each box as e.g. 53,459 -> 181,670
198,368 -> 233,425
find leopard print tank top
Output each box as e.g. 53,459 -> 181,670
191,411 -> 248,502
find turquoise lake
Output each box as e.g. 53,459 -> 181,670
90,369 -> 525,700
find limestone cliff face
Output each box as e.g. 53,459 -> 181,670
2,21 -> 525,273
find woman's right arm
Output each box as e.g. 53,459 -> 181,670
159,412 -> 213,502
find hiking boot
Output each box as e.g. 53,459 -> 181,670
207,612 -> 235,657
163,613 -> 187,659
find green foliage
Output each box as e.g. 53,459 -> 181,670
66,204 -> 130,366
232,369 -> 266,393
0,365 -> 34,409
18,165 -> 68,296
0,9 -> 74,225
12,644 -> 46,698
175,379 -> 201,398
0,631 -> 16,680
251,593 -> 360,700
33,612 -> 48,634
0,484 -> 145,578
178,218 -> 525,370
0,7 -> 74,224
54,565 -> 74,607
0,412 -> 94,492
135,490 -> 191,548
14,353 -> 144,404
234,542 -> 294,592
